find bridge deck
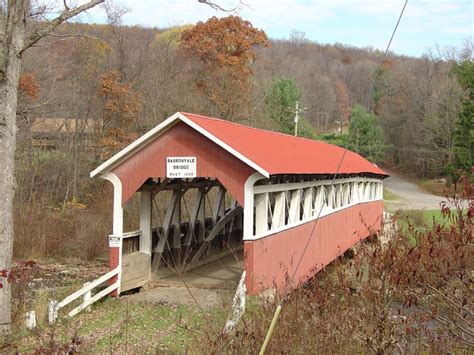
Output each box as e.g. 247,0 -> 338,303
150,251 -> 244,290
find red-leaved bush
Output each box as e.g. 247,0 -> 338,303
196,178 -> 473,353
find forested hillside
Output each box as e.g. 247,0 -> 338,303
14,17 -> 472,259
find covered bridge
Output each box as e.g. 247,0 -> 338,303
91,112 -> 388,295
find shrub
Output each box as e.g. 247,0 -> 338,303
195,179 -> 473,353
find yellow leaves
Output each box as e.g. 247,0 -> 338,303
64,197 -> 87,211
78,37 -> 110,59
75,38 -> 110,75
154,25 -> 193,48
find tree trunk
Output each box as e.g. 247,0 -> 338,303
0,0 -> 27,335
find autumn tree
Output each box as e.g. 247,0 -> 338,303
0,0 -> 105,335
180,16 -> 268,120
18,72 -> 39,100
98,70 -> 142,158
0,0 -> 248,335
154,25 -> 193,49
334,80 -> 350,133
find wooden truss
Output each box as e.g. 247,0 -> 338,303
146,178 -> 243,276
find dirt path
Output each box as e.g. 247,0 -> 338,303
125,252 -> 243,308
124,286 -> 232,309
384,171 -> 449,211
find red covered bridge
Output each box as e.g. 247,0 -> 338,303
90,112 -> 388,295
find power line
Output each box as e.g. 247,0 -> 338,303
382,0 -> 408,62
259,1 -> 409,353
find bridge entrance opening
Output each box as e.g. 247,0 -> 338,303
120,178 -> 245,292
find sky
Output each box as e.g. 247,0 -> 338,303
77,0 -> 473,57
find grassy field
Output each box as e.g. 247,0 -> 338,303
397,208 -> 461,246
4,296 -> 228,353
418,178 -> 464,197
383,188 -> 400,201
398,209 -> 456,227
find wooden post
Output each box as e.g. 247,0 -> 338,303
289,189 -> 301,224
255,193 -> 269,235
103,173 -> 123,296
140,189 -> 152,255
25,311 -> 36,330
303,187 -> 313,220
272,192 -> 286,228
48,300 -> 58,324
83,282 -> 91,312
244,173 -> 265,240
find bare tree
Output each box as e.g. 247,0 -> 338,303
0,0 -> 104,335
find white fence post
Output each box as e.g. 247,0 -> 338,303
83,282 -> 92,312
25,311 -> 36,330
42,267 -> 119,324
48,300 -> 59,324
224,271 -> 247,334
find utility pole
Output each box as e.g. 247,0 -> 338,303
290,101 -> 307,137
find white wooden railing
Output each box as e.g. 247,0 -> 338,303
121,229 -> 141,239
48,267 -> 120,324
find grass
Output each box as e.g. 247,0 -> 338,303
397,209 -> 462,246
383,188 -> 400,201
418,178 -> 462,197
398,209 -> 456,227
5,296 -> 228,353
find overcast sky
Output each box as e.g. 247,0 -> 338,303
78,0 -> 473,57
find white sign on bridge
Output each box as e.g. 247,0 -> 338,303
166,157 -> 197,178
108,236 -> 122,248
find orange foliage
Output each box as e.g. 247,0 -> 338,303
180,16 -> 268,119
19,72 -> 40,100
341,54 -> 353,65
181,16 -> 268,74
98,128 -> 138,159
381,58 -> 394,70
99,71 -> 142,158
100,71 -> 142,127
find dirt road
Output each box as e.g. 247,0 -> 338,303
383,172 -> 449,211
125,253 -> 243,308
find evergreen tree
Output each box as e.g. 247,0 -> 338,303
348,105 -> 386,163
265,78 -> 315,138
448,59 -> 474,184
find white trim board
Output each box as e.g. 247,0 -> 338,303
253,177 -> 383,194
90,113 -> 181,178
176,113 -> 269,178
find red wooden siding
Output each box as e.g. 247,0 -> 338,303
109,247 -> 120,296
244,200 -> 384,294
112,122 -> 256,205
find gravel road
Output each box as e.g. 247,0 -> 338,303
383,171 -> 450,211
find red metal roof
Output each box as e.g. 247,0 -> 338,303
181,112 -> 387,177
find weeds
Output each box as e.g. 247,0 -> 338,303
193,179 -> 473,353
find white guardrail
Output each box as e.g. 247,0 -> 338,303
47,267 -> 120,324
